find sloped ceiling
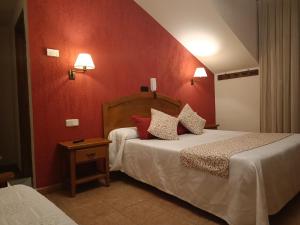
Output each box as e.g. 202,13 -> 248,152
134,0 -> 258,74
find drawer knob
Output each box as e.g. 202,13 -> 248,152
86,153 -> 96,158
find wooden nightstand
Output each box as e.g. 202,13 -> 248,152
0,172 -> 15,188
59,138 -> 111,197
205,124 -> 220,129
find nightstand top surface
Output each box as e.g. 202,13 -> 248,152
59,137 -> 111,150
204,124 -> 220,129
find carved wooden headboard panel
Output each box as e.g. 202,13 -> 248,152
102,93 -> 182,137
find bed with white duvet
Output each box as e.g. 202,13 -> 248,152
109,128 -> 300,225
0,184 -> 77,225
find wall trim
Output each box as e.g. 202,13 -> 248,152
217,68 -> 259,81
36,182 -> 62,195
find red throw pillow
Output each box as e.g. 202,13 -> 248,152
177,122 -> 190,135
131,115 -> 156,139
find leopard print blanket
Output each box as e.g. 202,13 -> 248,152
180,133 -> 291,177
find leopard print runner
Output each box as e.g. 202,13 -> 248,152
180,133 -> 291,178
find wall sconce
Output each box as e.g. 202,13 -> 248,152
191,67 -> 207,85
150,77 -> 157,98
68,53 -> 95,80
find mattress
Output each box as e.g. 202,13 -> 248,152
0,185 -> 77,225
110,129 -> 300,225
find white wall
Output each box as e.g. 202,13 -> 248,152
215,73 -> 260,132
10,0 -> 36,186
0,0 -> 29,169
0,26 -> 20,165
10,0 -> 27,171
210,0 -> 260,132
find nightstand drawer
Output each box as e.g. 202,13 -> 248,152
76,146 -> 106,163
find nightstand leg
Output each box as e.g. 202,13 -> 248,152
70,152 -> 76,197
105,157 -> 110,186
62,151 -> 68,189
105,174 -> 110,186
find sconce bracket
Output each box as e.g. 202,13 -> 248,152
68,70 -> 76,80
153,91 -> 157,99
191,77 -> 202,85
68,67 -> 87,80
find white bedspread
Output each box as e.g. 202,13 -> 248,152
0,185 -> 77,225
109,129 -> 300,225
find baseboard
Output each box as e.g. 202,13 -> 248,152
36,172 -> 122,195
37,183 -> 63,195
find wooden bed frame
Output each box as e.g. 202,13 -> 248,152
102,93 -> 300,225
102,92 -> 182,137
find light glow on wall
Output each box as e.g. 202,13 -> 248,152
183,35 -> 219,57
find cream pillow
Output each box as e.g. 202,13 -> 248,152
148,109 -> 179,140
178,104 -> 206,134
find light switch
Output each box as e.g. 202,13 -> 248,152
65,119 -> 79,127
47,48 -> 60,57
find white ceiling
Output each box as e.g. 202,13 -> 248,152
134,0 -> 258,74
211,0 -> 258,61
0,0 -> 17,26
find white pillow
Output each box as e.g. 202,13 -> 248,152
108,127 -> 138,141
148,109 -> 179,140
108,127 -> 138,171
178,104 -> 206,135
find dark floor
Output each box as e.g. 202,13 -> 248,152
45,174 -> 300,225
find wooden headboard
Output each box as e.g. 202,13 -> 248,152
102,93 -> 182,137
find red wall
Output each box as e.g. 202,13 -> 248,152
27,0 -> 215,187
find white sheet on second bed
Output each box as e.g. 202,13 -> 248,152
0,185 -> 77,225
109,129 -> 300,225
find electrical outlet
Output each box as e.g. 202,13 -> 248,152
140,86 -> 149,92
65,119 -> 79,127
47,48 -> 60,57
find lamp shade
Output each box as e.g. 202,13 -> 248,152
74,53 -> 95,70
194,67 -> 207,78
